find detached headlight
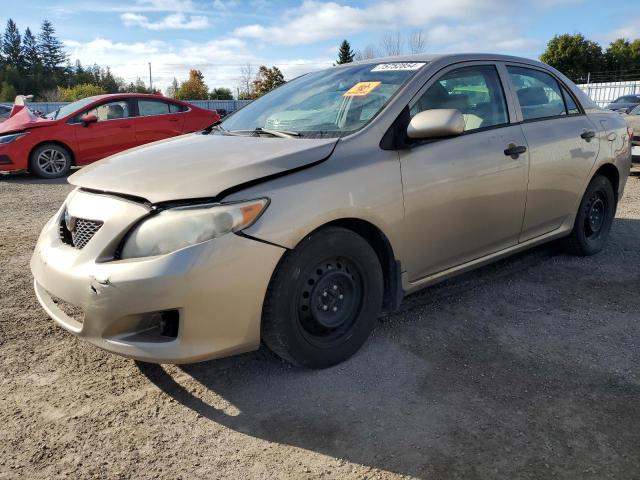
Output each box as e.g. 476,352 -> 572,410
0,132 -> 28,144
120,198 -> 269,259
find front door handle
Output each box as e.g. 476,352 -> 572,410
504,144 -> 527,158
580,130 -> 596,140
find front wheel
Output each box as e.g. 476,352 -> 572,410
262,227 -> 383,368
29,143 -> 72,179
563,174 -> 616,256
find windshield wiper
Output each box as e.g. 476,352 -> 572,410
254,127 -> 301,138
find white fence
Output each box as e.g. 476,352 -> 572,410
577,81 -> 640,107
0,99 -> 250,115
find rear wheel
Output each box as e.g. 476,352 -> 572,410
29,143 -> 72,179
262,227 -> 383,368
563,174 -> 616,256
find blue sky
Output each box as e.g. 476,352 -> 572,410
2,0 -> 637,92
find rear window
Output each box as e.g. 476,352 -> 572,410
615,96 -> 640,103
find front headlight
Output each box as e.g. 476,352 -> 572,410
0,132 -> 28,144
120,198 -> 269,259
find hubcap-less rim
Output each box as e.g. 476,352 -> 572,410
297,258 -> 363,347
584,191 -> 607,239
37,148 -> 67,174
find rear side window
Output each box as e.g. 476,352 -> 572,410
138,100 -> 171,116
170,103 -> 187,113
561,86 -> 580,115
411,65 -> 508,132
507,66 -> 568,121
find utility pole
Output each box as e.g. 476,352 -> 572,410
148,62 -> 153,92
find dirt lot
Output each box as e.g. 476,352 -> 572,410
1,169 -> 639,480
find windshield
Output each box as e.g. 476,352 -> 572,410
45,96 -> 100,120
221,62 -> 426,138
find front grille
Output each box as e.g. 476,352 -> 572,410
59,216 -> 103,249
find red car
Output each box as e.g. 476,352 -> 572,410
0,94 -> 220,178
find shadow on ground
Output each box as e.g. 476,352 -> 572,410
138,218 -> 640,478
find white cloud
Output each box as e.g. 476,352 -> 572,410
63,37 -> 333,93
234,0 -> 503,45
121,12 -> 209,30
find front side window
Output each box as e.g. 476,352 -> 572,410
410,65 -> 508,132
83,100 -> 130,121
507,66 -> 568,121
221,62 -> 427,138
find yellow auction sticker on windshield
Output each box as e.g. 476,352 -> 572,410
343,81 -> 381,97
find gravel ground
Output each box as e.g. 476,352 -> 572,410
1,169 -> 639,480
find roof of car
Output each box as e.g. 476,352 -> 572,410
348,52 -> 545,67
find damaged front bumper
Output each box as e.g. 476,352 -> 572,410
30,189 -> 285,364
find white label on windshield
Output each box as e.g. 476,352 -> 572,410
371,62 -> 425,72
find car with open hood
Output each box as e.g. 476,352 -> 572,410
31,54 -> 632,368
0,93 -> 220,178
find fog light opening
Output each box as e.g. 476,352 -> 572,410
159,310 -> 179,338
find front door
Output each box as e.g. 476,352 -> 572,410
399,64 -> 528,281
72,99 -> 138,163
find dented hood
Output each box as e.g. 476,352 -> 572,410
0,107 -> 55,134
69,133 -> 338,203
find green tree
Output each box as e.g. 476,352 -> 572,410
336,39 -> 354,64
540,33 -> 604,81
0,81 -> 17,101
605,38 -> 640,74
38,20 -> 67,72
175,69 -> 209,100
100,67 -> 121,93
209,87 -> 233,100
252,65 -> 285,97
59,83 -> 106,101
3,19 -> 23,69
22,27 -> 40,69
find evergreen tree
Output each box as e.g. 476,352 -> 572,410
3,19 -> 23,69
165,77 -> 179,98
22,27 -> 40,69
336,39 -> 354,64
38,20 -> 67,71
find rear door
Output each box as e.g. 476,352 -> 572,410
399,63 -> 529,280
71,98 -> 138,163
505,65 -> 600,242
134,99 -> 186,144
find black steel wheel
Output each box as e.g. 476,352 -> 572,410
563,174 -> 616,256
262,227 -> 383,368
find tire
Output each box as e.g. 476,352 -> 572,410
563,174 -> 616,256
29,143 -> 72,179
262,227 -> 384,369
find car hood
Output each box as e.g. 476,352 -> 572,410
0,107 -> 55,134
69,133 -> 338,203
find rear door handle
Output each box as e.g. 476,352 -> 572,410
504,144 -> 527,158
580,130 -> 596,140
119,124 -> 132,129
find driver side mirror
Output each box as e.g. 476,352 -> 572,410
80,113 -> 98,127
407,109 -> 464,140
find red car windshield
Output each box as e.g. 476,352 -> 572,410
45,96 -> 100,120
